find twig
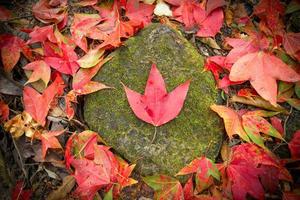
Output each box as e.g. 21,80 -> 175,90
12,137 -> 27,178
3,15 -> 33,22
283,106 -> 293,139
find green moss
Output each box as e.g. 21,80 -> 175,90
84,24 -> 223,175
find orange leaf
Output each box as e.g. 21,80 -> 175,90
210,104 -> 250,142
40,130 -> 64,159
23,60 -> 51,86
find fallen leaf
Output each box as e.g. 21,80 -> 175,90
224,143 -> 286,200
0,6 -> 11,21
288,130 -> 300,159
0,71 -> 23,95
23,75 -> 65,126
77,48 -> 105,69
230,95 -> 289,114
44,43 -> 79,75
96,2 -> 135,49
253,0 -> 285,33
154,0 -> 172,17
283,32 -> 300,61
4,112 -> 40,138
11,181 -> 32,200
32,0 -> 67,25
40,130 -> 64,159
125,0 -> 154,27
26,25 -> 56,44
72,56 -> 111,90
270,116 -> 284,136
229,51 -> 300,105
70,13 -> 107,52
76,0 -> 98,7
210,104 -> 250,142
0,35 -> 32,72
143,175 -> 184,200
0,100 -> 9,122
115,156 -> 137,188
72,158 -> 111,200
47,176 -> 76,200
123,63 -> 190,126
224,34 -> 269,67
242,110 -> 285,148
176,156 -> 220,193
23,60 -> 51,86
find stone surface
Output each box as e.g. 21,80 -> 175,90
84,23 -> 223,176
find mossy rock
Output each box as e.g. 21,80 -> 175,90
84,23 -> 223,176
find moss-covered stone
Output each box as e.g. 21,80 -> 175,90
84,23 -> 223,176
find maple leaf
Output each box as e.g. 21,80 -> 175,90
39,130 -> 64,159
72,158 -> 111,200
76,0 -> 98,7
270,116 -> 284,136
288,130 -> 300,159
44,43 -> 79,75
172,0 -> 224,37
283,32 -> 300,61
23,75 -> 65,126
11,181 -> 32,200
210,104 -> 250,142
224,34 -> 269,67
0,100 -> 9,122
73,56 -> 111,90
70,13 -> 107,52
176,156 -> 220,193
143,175 -> 184,200
95,2 -> 136,49
242,110 -> 285,149
122,64 -> 190,126
26,25 -> 56,44
0,35 -> 32,72
77,48 -> 105,69
125,0 -> 154,28
23,60 -> 51,86
229,51 -> 300,105
253,0 -> 285,33
204,56 -> 242,92
0,6 -> 11,21
32,0 -> 67,25
115,157 -> 137,188
223,143 -> 288,200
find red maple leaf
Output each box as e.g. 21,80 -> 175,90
176,156 -> 220,193
172,0 -> 224,37
122,64 -> 190,126
72,158 -> 111,200
0,100 -> 9,122
288,130 -> 300,159
40,129 -> 64,159
0,35 -> 32,72
44,43 -> 79,75
229,51 -> 300,105
23,74 -> 65,126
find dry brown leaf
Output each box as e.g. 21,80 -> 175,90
4,112 -> 41,138
47,176 -> 76,200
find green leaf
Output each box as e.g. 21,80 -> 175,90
103,188 -> 113,200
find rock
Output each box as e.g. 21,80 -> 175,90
84,23 -> 223,176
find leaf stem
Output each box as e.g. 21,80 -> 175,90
151,126 -> 157,143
